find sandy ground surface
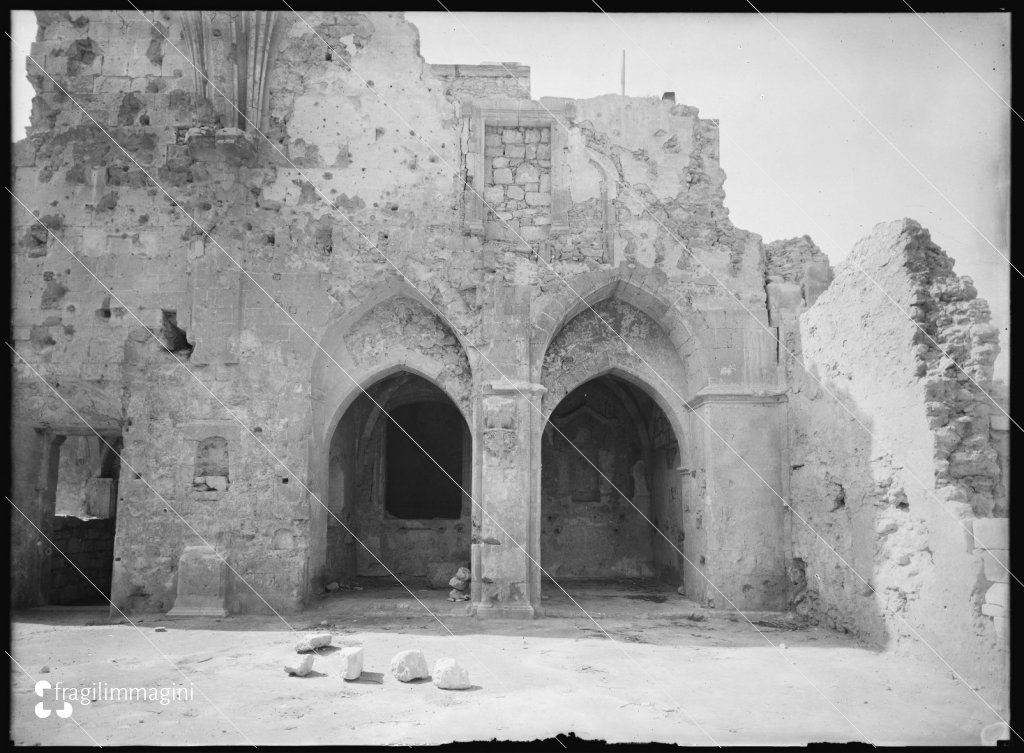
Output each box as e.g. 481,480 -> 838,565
9,599 -> 1004,747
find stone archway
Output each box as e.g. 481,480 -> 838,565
307,292 -> 474,600
540,374 -> 687,595
534,291 -> 705,606
326,372 -> 472,588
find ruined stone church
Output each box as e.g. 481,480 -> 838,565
10,10 -> 1008,698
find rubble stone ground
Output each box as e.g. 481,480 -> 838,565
10,605 -> 999,746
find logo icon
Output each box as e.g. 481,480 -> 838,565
34,680 -> 73,719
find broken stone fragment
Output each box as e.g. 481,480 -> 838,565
325,581 -> 340,592
295,632 -> 332,653
454,567 -> 470,582
432,657 -> 471,690
390,650 -> 429,682
338,646 -> 363,680
448,589 -> 470,601
448,576 -> 468,590
284,654 -> 314,676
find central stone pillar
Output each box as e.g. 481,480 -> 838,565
472,283 -> 543,618
472,381 -> 546,618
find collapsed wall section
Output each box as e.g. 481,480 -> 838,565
786,218 -> 1008,708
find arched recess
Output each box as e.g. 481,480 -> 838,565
307,291 -> 474,597
529,267 -> 711,395
326,372 -> 472,587
536,290 -> 702,599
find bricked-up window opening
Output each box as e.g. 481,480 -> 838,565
194,436 -> 229,491
385,402 -> 464,519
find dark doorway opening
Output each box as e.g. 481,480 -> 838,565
48,434 -> 121,605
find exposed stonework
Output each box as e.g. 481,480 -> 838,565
10,9 -> 1006,710
429,63 -> 531,101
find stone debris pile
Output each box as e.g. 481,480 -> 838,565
448,566 -> 471,602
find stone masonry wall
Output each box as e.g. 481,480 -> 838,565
429,63 -> 530,101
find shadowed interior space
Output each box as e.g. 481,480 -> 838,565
327,372 -> 472,590
541,375 -> 684,598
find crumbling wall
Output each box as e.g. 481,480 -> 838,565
13,10 -> 481,614
787,219 -> 1007,707
13,9 -> 786,618
429,63 -> 530,101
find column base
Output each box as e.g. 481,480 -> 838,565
167,603 -> 229,618
473,602 -> 536,620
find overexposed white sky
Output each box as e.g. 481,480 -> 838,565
10,11 -> 1011,378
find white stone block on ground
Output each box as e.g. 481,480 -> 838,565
432,657 -> 471,689
284,654 -> 314,676
295,632 -> 332,653
339,646 -> 363,680
391,650 -> 429,682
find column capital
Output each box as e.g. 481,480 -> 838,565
483,380 -> 547,396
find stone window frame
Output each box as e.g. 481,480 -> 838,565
464,98 -> 573,238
